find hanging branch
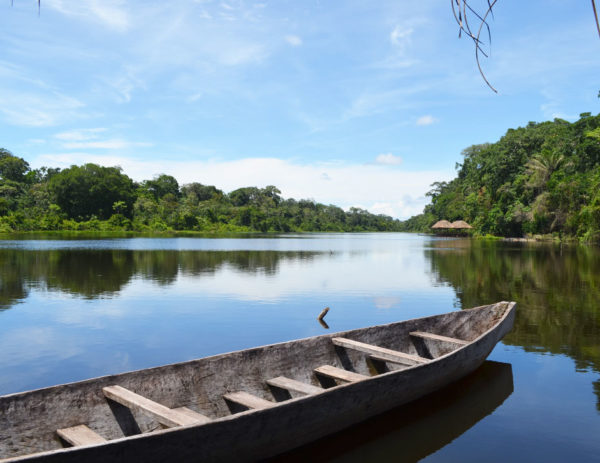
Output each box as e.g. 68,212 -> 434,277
452,0 -> 498,93
593,0 -> 600,38
454,0 -> 600,93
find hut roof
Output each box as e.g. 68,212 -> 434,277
451,220 -> 473,229
431,220 -> 453,229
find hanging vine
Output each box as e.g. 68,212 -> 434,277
453,0 -> 600,93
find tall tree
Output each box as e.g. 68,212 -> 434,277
48,164 -> 135,220
0,149 -> 30,183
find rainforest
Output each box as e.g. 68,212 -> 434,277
401,112 -> 600,241
0,151 -> 401,233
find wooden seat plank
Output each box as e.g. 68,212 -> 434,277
172,407 -> 212,424
103,385 -> 209,427
56,425 -> 106,447
223,391 -> 275,410
332,337 -> 428,364
410,331 -> 468,346
314,365 -> 369,383
266,376 -> 324,395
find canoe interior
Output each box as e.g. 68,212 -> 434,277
0,301 -> 514,461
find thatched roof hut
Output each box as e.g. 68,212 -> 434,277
451,220 -> 473,229
431,220 -> 453,229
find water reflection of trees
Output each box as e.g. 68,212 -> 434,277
0,250 -> 321,307
426,239 -> 600,411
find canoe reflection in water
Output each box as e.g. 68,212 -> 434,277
271,360 -> 513,463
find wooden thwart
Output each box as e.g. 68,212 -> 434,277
171,407 -> 211,423
314,365 -> 369,383
266,376 -> 323,395
410,331 -> 468,346
56,425 -> 106,447
103,385 -> 210,427
369,354 -> 415,366
223,391 -> 275,410
332,337 -> 428,364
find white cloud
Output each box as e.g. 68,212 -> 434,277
61,140 -> 153,150
416,115 -> 437,126
0,91 -> 85,127
390,26 -> 413,48
102,69 -> 146,104
54,128 -> 107,141
33,155 -> 452,219
45,0 -> 130,32
284,35 -> 303,47
375,153 -> 402,165
370,202 -> 397,216
343,83 -> 432,120
53,129 -> 152,150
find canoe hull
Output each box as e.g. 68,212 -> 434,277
1,302 -> 515,462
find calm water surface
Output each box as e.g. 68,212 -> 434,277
0,233 -> 598,462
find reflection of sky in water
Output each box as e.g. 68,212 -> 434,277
0,233 -> 598,462
0,234 -> 458,395
0,233 -> 431,251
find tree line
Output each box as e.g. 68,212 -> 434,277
0,150 -> 401,233
401,112 -> 600,241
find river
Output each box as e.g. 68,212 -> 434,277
0,233 -> 598,462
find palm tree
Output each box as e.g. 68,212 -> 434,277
525,151 -> 565,190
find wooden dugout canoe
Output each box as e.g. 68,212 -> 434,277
0,301 -> 516,462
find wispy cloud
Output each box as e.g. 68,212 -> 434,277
53,128 -> 152,150
100,68 -> 146,104
0,91 -> 85,127
45,0 -> 130,32
54,128 -> 107,141
284,35 -> 303,47
61,140 -> 153,150
343,84 -> 431,120
375,153 -> 402,165
416,115 -> 437,126
390,25 -> 413,49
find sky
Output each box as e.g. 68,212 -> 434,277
0,0 -> 599,219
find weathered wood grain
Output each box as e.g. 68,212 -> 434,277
314,365 -> 369,383
223,392 -> 274,410
332,337 -> 429,364
410,331 -> 468,345
171,407 -> 211,424
266,377 -> 323,395
56,426 -> 106,447
103,386 -> 208,427
369,353 -> 415,366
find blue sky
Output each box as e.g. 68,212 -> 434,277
1,0 -> 599,219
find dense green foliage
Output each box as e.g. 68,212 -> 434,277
0,151 -> 401,233
402,113 -> 600,241
48,164 -> 136,220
